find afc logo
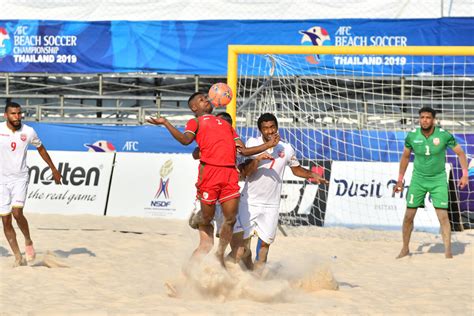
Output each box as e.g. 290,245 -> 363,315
299,25 -> 331,64
122,141 -> 139,151
0,27 -> 11,58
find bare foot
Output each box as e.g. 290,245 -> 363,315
445,252 -> 453,259
396,248 -> 410,259
188,210 -> 203,230
215,252 -> 226,269
13,256 -> 27,268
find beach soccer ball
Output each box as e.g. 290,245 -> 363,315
208,82 -> 233,107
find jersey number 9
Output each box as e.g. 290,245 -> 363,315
11,142 -> 16,151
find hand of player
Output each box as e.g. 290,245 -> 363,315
256,152 -> 273,161
308,174 -> 329,185
393,180 -> 404,193
265,133 -> 280,149
146,116 -> 167,125
192,146 -> 201,160
236,143 -> 243,154
52,169 -> 62,184
459,175 -> 469,189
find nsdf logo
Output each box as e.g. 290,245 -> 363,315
149,159 -> 174,209
28,162 -> 101,186
0,27 -> 12,58
299,26 -> 331,64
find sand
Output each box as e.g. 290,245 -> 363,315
0,213 -> 473,315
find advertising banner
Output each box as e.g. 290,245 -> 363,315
106,153 -> 198,219
24,151 -> 114,215
325,161 -> 451,229
0,18 -> 472,75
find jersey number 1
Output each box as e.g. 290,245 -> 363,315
424,145 -> 430,156
10,142 -> 16,151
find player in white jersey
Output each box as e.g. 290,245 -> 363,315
234,113 -> 328,271
1,102 -> 61,267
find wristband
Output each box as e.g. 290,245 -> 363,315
397,174 -> 404,182
462,169 -> 468,178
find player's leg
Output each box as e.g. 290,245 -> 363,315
1,182 -> 26,266
237,236 -> 253,270
215,167 -> 241,266
12,207 -> 32,245
254,237 -> 270,271
435,208 -> 452,258
397,208 -> 417,259
10,180 -> 35,261
397,177 -> 426,258
2,214 -> 25,266
231,201 -> 255,269
430,180 -> 452,258
252,205 -> 279,271
217,197 -> 238,266
190,163 -> 219,260
191,202 -> 216,260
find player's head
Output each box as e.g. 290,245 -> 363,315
418,107 -> 436,131
4,102 -> 22,130
257,113 -> 278,142
216,112 -> 233,125
187,92 -> 212,115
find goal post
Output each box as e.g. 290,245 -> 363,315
226,45 -> 474,231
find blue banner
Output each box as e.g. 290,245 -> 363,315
0,18 -> 472,75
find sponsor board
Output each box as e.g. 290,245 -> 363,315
24,151 -> 114,215
106,153 -> 198,219
325,161 -> 450,229
278,160 -> 331,226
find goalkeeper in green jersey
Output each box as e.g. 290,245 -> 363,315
394,107 -> 469,259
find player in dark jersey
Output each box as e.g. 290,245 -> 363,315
394,107 -> 469,259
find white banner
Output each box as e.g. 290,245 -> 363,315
106,153 -> 198,219
24,151 -> 114,215
325,161 -> 451,229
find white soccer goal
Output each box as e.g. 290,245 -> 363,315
227,46 -> 474,231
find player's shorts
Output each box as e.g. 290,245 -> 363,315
195,163 -> 240,205
0,179 -> 29,216
406,175 -> 449,209
234,202 -> 279,244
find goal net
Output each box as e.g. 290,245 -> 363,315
227,46 -> 474,231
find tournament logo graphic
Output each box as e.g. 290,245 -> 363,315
0,27 -> 11,58
299,26 -> 331,64
155,159 -> 173,199
84,140 -> 116,152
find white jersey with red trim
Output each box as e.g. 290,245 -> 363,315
240,136 -> 300,207
0,122 -> 42,184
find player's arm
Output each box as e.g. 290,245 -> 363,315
147,116 -> 195,145
192,147 -> 201,160
36,145 -> 61,184
290,165 -> 329,184
452,144 -> 469,189
239,153 -> 273,178
394,147 -> 411,193
236,134 -> 280,156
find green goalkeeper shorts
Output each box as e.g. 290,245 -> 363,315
406,175 -> 449,209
